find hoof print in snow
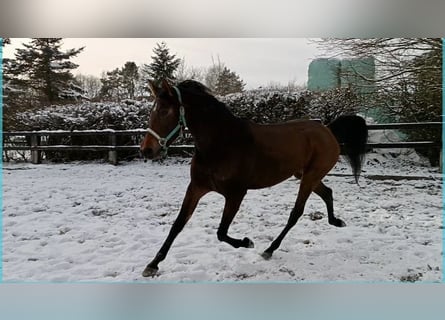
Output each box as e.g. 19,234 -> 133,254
92,209 -> 107,216
309,211 -> 324,221
279,267 -> 296,277
58,227 -> 71,235
91,208 -> 118,216
400,272 -> 423,283
104,271 -> 119,278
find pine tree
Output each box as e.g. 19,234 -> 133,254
99,62 -> 140,101
214,66 -> 245,96
100,68 -> 122,101
143,42 -> 181,85
121,61 -> 139,99
2,39 -> 16,104
3,38 -> 28,106
3,38 -> 40,130
10,38 -> 84,104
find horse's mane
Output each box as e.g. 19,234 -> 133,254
177,80 -> 235,119
177,80 -> 213,97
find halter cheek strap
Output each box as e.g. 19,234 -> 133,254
146,86 -> 187,152
172,86 -> 183,105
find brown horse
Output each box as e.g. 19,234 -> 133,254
140,79 -> 368,277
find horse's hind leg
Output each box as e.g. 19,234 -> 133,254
262,174 -> 316,260
217,190 -> 254,249
313,182 -> 346,227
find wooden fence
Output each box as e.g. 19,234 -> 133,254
2,122 -> 442,165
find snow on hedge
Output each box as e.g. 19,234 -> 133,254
13,100 -> 152,131
12,88 -> 359,131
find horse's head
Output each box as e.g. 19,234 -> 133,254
140,79 -> 186,160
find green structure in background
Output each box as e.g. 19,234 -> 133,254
307,57 -> 390,121
307,58 -> 342,92
308,57 -> 375,95
341,57 -> 376,95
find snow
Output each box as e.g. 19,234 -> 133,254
14,101 -> 151,131
2,152 -> 442,283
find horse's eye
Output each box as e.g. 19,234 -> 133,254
158,107 -> 169,117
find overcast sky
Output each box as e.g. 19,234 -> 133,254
3,38 -> 326,89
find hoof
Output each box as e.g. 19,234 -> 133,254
142,266 -> 159,277
329,218 -> 346,227
261,251 -> 273,260
242,237 -> 254,248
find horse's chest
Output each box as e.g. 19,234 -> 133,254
200,161 -> 247,193
208,170 -> 238,193
193,152 -> 250,193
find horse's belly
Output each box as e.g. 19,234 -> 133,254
246,176 -> 291,190
245,163 -> 298,189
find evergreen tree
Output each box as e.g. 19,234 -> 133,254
2,39 -> 16,105
99,61 -> 140,101
214,66 -> 245,96
99,68 -> 122,101
2,38 -> 39,129
3,38 -> 33,108
121,61 -> 139,99
2,56 -> 29,107
10,38 -> 84,104
143,42 -> 181,85
204,57 -> 245,96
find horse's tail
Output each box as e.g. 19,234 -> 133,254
328,115 -> 368,184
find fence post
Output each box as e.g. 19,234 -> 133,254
108,131 -> 118,165
30,134 -> 41,164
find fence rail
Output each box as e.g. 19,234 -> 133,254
366,122 -> 442,130
2,121 -> 442,165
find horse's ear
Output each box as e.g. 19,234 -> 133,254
148,80 -> 158,97
161,79 -> 174,97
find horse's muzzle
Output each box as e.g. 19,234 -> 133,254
140,147 -> 154,160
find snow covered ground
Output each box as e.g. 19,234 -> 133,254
2,150 -> 443,283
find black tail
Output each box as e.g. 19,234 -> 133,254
328,115 -> 368,183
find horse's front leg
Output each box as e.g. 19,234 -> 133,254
142,182 -> 208,277
217,190 -> 254,249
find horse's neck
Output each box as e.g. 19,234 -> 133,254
186,104 -> 247,153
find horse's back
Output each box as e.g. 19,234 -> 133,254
249,119 -> 339,157
244,120 -> 340,187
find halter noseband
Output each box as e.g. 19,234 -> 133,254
145,86 -> 187,155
